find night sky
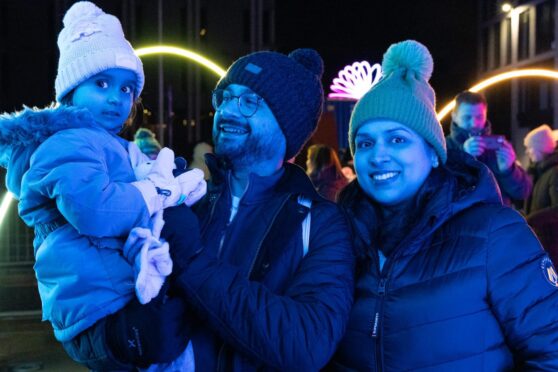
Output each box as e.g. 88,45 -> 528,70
0,0 -> 480,132
275,0 -> 478,111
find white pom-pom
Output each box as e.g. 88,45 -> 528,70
382,40 -> 433,81
63,1 -> 103,27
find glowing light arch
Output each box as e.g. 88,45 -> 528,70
437,69 -> 558,121
0,45 -> 227,228
135,45 -> 226,77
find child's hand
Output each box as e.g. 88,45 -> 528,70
176,168 -> 207,206
123,211 -> 173,304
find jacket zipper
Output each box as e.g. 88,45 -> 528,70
247,194 -> 291,277
372,277 -> 387,372
216,193 -> 290,368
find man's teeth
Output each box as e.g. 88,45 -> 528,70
373,172 -> 398,181
220,124 -> 248,134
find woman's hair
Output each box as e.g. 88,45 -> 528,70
59,90 -> 141,131
306,144 -> 344,177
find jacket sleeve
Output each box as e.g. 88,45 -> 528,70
25,130 -> 150,237
486,207 -> 558,370
494,161 -> 533,201
173,203 -> 355,370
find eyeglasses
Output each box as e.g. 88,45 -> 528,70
211,89 -> 264,118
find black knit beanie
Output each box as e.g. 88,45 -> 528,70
215,48 -> 324,160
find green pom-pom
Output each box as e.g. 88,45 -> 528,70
382,40 -> 433,81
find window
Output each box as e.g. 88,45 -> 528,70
504,18 -> 512,65
536,1 -> 555,54
517,80 -> 554,128
518,10 -> 530,60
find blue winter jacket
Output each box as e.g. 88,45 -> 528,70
330,152 -> 558,371
0,106 -> 151,342
161,154 -> 355,371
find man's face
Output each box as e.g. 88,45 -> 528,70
452,102 -> 487,133
212,84 -> 286,168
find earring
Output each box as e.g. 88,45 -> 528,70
432,156 -> 439,168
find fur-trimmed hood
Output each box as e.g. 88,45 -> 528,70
0,104 -> 96,197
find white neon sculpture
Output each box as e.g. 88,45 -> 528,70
329,61 -> 382,100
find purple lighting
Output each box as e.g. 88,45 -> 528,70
328,61 -> 382,101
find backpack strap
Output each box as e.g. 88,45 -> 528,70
297,195 -> 312,257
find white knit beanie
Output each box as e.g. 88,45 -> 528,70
55,1 -> 144,102
524,124 -> 557,154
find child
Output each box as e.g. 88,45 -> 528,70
0,0 -> 205,362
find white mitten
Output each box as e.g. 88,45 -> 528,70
176,168 -> 207,206
132,148 -> 183,214
123,211 -> 173,304
133,160 -> 154,181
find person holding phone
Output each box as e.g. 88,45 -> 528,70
447,91 -> 532,206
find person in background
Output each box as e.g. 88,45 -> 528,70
448,91 -> 532,206
523,124 -> 558,264
306,144 -> 348,201
189,141 -> 213,180
134,127 -> 162,160
330,40 -> 558,371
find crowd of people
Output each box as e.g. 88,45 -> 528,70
0,1 -> 557,371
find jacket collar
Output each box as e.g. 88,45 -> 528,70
205,153 -> 323,204
530,148 -> 558,176
0,104 -> 100,198
338,150 -> 502,253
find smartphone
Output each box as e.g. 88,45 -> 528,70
483,135 -> 505,150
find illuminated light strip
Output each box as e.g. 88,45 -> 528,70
135,46 -> 226,77
0,192 -> 13,228
437,69 -> 558,121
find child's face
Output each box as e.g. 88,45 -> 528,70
72,68 -> 136,134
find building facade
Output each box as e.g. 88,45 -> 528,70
478,0 -> 557,163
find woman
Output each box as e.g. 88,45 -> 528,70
306,144 -> 348,201
330,40 -> 558,370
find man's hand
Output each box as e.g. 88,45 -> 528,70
463,136 -> 487,157
106,293 -> 190,367
161,205 -> 202,273
495,140 -> 517,172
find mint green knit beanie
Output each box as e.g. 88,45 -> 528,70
348,40 -> 447,164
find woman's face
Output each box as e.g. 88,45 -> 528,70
353,120 -> 437,206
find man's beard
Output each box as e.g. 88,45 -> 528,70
213,131 -> 278,169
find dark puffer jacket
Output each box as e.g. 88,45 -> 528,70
524,148 -> 558,215
524,148 -> 558,265
330,152 -> 558,371
161,154 -> 355,371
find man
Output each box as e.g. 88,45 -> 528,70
115,48 -> 354,370
447,91 -> 532,206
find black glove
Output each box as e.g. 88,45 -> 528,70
161,204 -> 203,273
105,287 -> 190,367
173,157 -> 188,177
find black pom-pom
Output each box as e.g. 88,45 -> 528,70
289,48 -> 324,78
